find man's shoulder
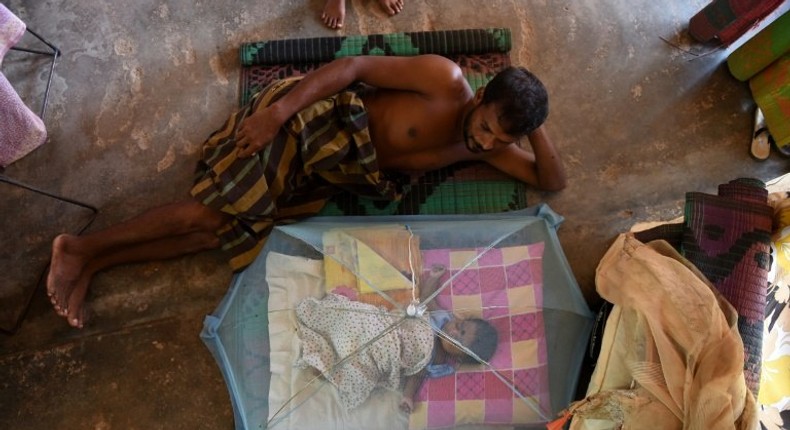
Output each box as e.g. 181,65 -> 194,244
388,55 -> 468,98
347,55 -> 470,101
416,55 -> 468,91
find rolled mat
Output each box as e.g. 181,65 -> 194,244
749,54 -> 790,150
240,28 -> 511,66
239,28 -> 512,106
727,10 -> 790,82
680,178 -> 772,396
239,28 -> 529,216
688,0 -> 784,45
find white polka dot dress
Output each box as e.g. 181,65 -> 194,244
295,293 -> 434,410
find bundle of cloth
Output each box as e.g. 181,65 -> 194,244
563,178 -> 775,429
565,234 -> 757,429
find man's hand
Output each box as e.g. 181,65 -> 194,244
399,396 -> 414,414
235,106 -> 283,158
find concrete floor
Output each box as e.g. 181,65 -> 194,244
1,0 -> 788,428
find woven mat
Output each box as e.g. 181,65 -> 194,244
635,178 -> 772,396
682,178 -> 772,396
238,28 -> 527,216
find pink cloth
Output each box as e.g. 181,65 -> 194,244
688,0 -> 784,45
0,5 -> 47,167
0,3 -> 26,65
0,72 -> 47,167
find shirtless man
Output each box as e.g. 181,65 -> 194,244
47,55 -> 565,328
321,0 -> 404,29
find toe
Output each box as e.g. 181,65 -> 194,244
65,283 -> 89,328
381,2 -> 395,14
68,304 -> 83,328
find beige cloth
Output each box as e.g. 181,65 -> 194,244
568,234 -> 757,430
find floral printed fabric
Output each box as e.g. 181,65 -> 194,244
760,189 -> 790,429
295,293 -> 434,410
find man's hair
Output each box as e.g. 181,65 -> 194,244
458,318 -> 499,364
481,66 -> 549,137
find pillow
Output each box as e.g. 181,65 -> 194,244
409,244 -> 551,429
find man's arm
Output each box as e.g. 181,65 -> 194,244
235,55 -> 467,157
482,125 -> 567,191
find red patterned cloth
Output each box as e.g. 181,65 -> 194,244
689,0 -> 784,45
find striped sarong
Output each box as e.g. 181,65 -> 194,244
191,77 -> 402,271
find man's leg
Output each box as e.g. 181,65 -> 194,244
57,230 -> 223,328
378,0 -> 404,15
48,199 -> 230,327
321,0 -> 346,29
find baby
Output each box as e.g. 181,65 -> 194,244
399,264 -> 499,414
294,264 -> 498,411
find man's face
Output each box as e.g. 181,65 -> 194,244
463,102 -> 518,153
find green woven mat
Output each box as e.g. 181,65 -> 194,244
238,28 -> 527,215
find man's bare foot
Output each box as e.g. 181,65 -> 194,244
48,234 -> 91,327
64,275 -> 91,328
378,0 -> 404,16
322,0 -> 346,29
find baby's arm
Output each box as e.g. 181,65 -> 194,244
420,264 -> 446,311
400,369 -> 427,414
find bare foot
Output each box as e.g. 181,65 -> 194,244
48,234 -> 91,327
322,0 -> 345,29
378,0 -> 404,16
64,274 -> 92,328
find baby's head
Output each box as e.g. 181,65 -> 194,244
440,317 -> 499,364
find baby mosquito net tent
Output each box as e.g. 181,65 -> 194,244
202,205 -> 593,430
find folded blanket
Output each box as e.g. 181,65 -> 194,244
323,227 -> 421,309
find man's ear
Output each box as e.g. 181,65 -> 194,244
474,87 -> 485,104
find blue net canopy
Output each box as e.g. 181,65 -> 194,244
202,205 -> 593,430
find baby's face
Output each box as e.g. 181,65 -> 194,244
439,318 -> 478,357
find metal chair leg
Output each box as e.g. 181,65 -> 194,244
0,174 -> 98,334
0,174 -> 98,234
10,28 -> 60,120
